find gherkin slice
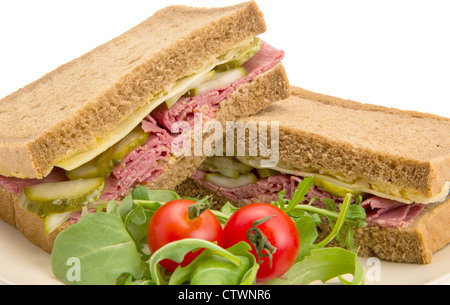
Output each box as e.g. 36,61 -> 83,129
19,178 -> 105,216
214,60 -> 241,72
256,168 -> 279,179
65,160 -> 104,180
213,157 -> 253,175
215,37 -> 262,72
200,157 -> 253,179
314,178 -> 364,198
97,125 -> 150,169
66,126 -> 149,180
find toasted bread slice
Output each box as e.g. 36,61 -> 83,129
0,1 -> 266,179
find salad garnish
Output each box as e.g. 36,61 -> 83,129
51,176 -> 367,285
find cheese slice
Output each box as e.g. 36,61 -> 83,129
237,157 -> 450,205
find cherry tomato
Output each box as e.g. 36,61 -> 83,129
147,199 -> 223,272
223,203 -> 300,282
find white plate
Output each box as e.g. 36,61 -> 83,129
0,219 -> 449,285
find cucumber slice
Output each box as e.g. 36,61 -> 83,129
19,178 -> 105,216
314,177 -> 364,198
204,173 -> 258,189
66,126 -> 149,180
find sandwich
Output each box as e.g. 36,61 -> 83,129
176,86 -> 450,264
0,1 -> 290,254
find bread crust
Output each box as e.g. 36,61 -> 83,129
0,1 -> 266,179
0,186 -> 16,227
0,62 -> 290,254
176,177 -> 450,264
352,199 -> 450,264
289,87 -> 450,200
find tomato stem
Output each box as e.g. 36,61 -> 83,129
247,215 -> 277,268
188,197 -> 211,220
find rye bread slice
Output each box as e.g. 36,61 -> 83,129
0,1 -> 266,179
238,86 -> 450,202
0,62 -> 290,254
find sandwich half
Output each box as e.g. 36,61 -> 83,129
177,86 -> 450,264
0,1 -> 290,253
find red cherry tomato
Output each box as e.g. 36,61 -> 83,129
223,203 -> 300,282
147,199 -> 223,272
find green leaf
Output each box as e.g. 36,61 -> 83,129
168,250 -> 214,285
324,198 -> 337,212
124,205 -> 154,257
286,176 -> 314,212
226,242 -> 259,285
117,193 -> 134,219
265,248 -> 365,285
132,186 -> 150,201
220,201 -> 239,215
106,200 -> 118,214
168,242 -> 258,286
190,255 -> 251,285
211,201 -> 239,224
127,205 -> 147,226
315,193 -> 352,248
145,189 -> 181,203
51,213 -> 146,285
295,214 -> 319,261
149,239 -> 241,285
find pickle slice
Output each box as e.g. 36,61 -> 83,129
214,60 -> 241,72
177,67 -> 247,100
19,178 -> 105,216
66,126 -> 149,180
97,125 -> 150,168
213,157 -> 253,175
200,157 -> 253,179
314,177 -> 364,198
199,164 -> 240,179
204,173 -> 258,189
165,70 -> 216,108
215,37 -> 262,72
182,88 -> 197,98
66,160 -> 103,180
256,168 -> 279,179
194,67 -> 248,96
234,37 -> 262,66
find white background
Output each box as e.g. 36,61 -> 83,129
0,1 -> 450,286
0,0 -> 449,117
